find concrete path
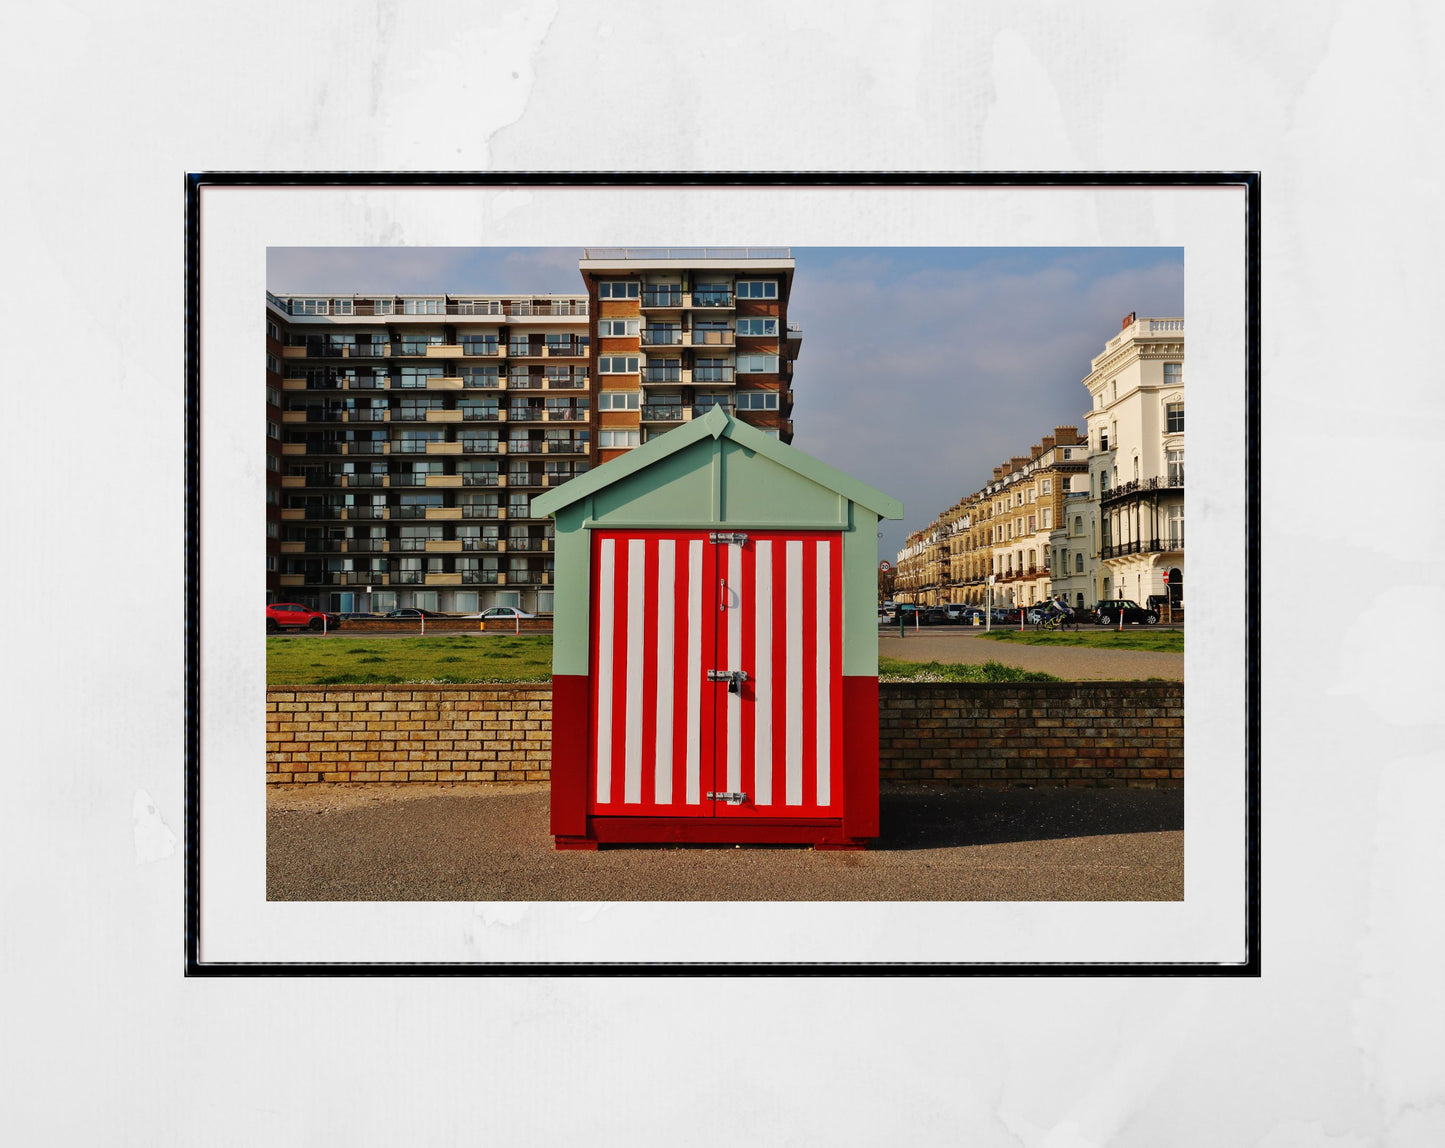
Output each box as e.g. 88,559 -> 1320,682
267,782 -> 1182,902
879,627 -> 1184,680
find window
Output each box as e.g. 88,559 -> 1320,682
1073,516 -> 1082,535
597,319 -> 638,337
266,354 -> 281,374
292,298 -> 329,315
1167,504 -> 1185,548
1075,554 -> 1084,574
736,354 -> 778,374
598,391 -> 639,410
372,299 -> 394,315
736,280 -> 778,299
1099,470 -> 1110,493
399,367 -> 441,388
1062,448 -> 1072,459
599,429 -> 641,448
331,299 -> 354,316
598,281 -> 639,299
735,391 -> 779,410
266,454 -> 280,472
1164,362 -> 1182,385
267,321 -> 279,340
266,420 -> 280,440
461,335 -> 498,355
1167,449 -> 1185,485
1042,479 -> 1051,494
402,298 -> 445,315
1042,508 -> 1051,529
598,355 -> 640,374
1166,402 -> 1184,433
735,317 -> 778,337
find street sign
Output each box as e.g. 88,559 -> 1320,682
1162,571 -> 1169,584
879,560 -> 891,571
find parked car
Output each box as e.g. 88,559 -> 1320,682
267,603 -> 340,633
384,608 -> 447,620
1093,598 -> 1159,625
923,606 -> 949,626
942,604 -> 971,624
474,606 -> 537,622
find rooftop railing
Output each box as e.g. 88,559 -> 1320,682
582,247 -> 791,261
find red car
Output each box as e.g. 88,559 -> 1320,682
267,603 -> 340,633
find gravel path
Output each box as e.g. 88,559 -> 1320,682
878,627 -> 1184,680
267,782 -> 1182,902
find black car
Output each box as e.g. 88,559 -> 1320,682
1093,598 -> 1159,625
923,606 -> 949,626
384,608 -> 448,620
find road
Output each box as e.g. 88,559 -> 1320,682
878,624 -> 1184,681
267,782 -> 1182,902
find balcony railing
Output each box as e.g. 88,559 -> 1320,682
461,538 -> 500,551
641,290 -> 684,308
642,404 -> 685,422
461,472 -> 500,486
461,571 -> 500,584
583,246 -> 790,260
1101,538 -> 1184,559
641,330 -> 682,346
642,366 -> 682,383
1099,474 -> 1185,506
691,291 -> 734,308
692,367 -> 735,383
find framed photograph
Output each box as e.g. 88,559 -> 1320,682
187,174 -> 1258,972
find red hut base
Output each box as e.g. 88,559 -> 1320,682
550,675 -> 879,851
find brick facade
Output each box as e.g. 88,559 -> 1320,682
267,681 -> 1183,788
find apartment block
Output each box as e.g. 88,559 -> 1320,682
1083,314 -> 1185,609
577,247 -> 800,462
895,428 -> 1088,611
267,248 -> 803,614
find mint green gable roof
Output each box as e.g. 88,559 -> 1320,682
531,404 -> 903,522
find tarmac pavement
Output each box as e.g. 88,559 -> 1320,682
267,782 -> 1182,902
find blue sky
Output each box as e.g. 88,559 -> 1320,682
269,246 -> 1184,561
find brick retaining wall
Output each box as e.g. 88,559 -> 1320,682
878,682 -> 1182,788
266,681 -> 1182,788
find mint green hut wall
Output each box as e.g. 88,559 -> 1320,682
532,405 -> 904,677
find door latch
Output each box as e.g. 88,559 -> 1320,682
707,791 -> 748,805
707,669 -> 749,694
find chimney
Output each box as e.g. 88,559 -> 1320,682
1121,311 -> 1136,331
993,466 -> 1004,480
1055,425 -> 1080,444
1040,435 -> 1055,452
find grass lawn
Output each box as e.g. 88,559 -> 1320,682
978,628 -> 1184,654
267,634 -> 553,685
878,657 -> 1058,683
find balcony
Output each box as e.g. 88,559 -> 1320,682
425,376 -> 464,390
641,330 -> 682,347
347,506 -> 388,520
426,410 -> 464,422
1101,538 -> 1184,559
425,540 -> 463,553
642,365 -> 682,384
685,330 -> 735,348
1099,474 -> 1185,507
640,289 -> 686,310
641,404 -> 686,423
461,570 -> 500,584
460,538 -> 500,552
424,345 -> 464,359
425,474 -> 463,488
425,507 -> 462,520
425,442 -> 463,455
347,442 -> 390,455
691,366 -> 735,384
691,291 -> 734,310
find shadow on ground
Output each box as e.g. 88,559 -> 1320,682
875,784 -> 1183,851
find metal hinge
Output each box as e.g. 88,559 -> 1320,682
709,531 -> 749,545
707,791 -> 748,805
707,669 -> 749,694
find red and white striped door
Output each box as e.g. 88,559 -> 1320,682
589,530 -> 843,820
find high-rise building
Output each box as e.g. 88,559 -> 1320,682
267,249 -> 802,614
1082,314 -> 1185,609
577,247 -> 799,462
